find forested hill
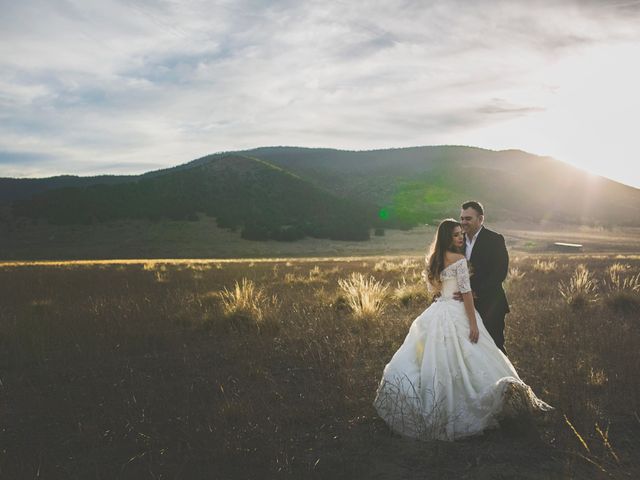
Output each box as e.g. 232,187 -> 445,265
11,155 -> 374,241
238,147 -> 640,227
0,174 -> 136,204
4,146 -> 640,232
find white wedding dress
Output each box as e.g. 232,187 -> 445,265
373,258 -> 552,441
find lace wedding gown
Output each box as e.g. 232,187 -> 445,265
373,258 -> 552,441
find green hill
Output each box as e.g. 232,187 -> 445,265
236,146 -> 640,227
11,155 -> 373,241
4,145 -> 640,235
0,174 -> 136,204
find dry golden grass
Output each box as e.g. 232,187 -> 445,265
603,269 -> 640,293
283,266 -> 329,285
509,266 -> 525,278
533,259 -> 558,273
589,368 -> 608,388
0,254 -> 638,479
220,278 -> 280,328
392,276 -> 431,306
309,265 -> 322,278
602,268 -> 640,313
607,262 -> 631,275
337,272 -> 389,320
558,264 -> 599,308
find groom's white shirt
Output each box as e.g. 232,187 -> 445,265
465,226 -> 483,260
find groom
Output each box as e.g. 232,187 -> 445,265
457,201 -> 510,354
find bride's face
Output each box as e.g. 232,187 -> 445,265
451,226 -> 464,250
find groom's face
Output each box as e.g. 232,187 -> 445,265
460,208 -> 483,237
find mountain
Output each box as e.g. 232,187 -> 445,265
10,155 -> 373,241
3,146 -> 640,235
238,146 -> 640,227
137,145 -> 640,226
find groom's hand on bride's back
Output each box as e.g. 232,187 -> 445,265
453,291 -> 477,302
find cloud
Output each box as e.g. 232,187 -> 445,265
1,0 -> 640,187
477,98 -> 545,116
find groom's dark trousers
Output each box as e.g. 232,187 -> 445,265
468,227 -> 510,354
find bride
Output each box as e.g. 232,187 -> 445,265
373,219 -> 552,441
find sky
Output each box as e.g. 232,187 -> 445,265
1,0 -> 640,188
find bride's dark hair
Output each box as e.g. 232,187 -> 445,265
425,218 -> 462,293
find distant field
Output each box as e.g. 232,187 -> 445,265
1,216 -> 638,260
1,254 -> 639,478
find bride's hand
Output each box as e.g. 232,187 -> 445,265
469,324 -> 479,344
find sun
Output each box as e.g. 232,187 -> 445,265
460,41 -> 640,189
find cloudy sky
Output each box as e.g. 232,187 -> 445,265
2,0 -> 640,188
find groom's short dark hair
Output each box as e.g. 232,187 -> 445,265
461,201 -> 484,216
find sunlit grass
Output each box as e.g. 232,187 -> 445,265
220,278 -> 280,327
589,368 -> 608,388
533,259 -> 558,273
309,265 -> 322,278
1,254 -> 639,478
607,262 -> 631,275
558,264 -> 599,308
602,266 -> 640,313
508,267 -> 526,280
283,265 -> 330,284
337,272 -> 389,320
392,276 -> 430,306
0,255 -> 403,268
603,269 -> 640,293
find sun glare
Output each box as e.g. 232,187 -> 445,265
461,42 -> 640,188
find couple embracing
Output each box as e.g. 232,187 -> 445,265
373,201 -> 552,441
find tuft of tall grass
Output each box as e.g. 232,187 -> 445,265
309,265 -> 322,278
603,269 -> 640,293
504,267 -> 526,292
284,271 -> 327,284
533,259 -> 558,273
602,267 -> 640,313
558,264 -> 598,308
508,267 -> 526,281
337,273 -> 389,320
589,367 -> 608,388
607,262 -> 631,276
220,278 -> 280,328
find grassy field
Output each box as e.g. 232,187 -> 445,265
1,254 -> 639,479
2,215 -> 639,260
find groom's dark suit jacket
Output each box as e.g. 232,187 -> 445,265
467,227 -> 510,350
